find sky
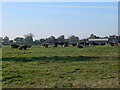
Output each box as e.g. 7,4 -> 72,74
2,2 -> 118,40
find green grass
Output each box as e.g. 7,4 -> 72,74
2,45 -> 119,88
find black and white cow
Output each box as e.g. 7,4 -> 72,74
11,44 -> 20,48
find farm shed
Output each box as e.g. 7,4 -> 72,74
88,39 -> 108,45
108,38 -> 120,46
108,38 -> 119,43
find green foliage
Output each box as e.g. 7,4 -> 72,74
57,35 -> 65,42
2,45 -> 119,88
3,36 -> 9,43
45,36 -> 56,44
68,35 -> 79,44
14,37 -> 24,43
24,33 -> 34,43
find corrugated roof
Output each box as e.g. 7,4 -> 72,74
88,39 -> 108,41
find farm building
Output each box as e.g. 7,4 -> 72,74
108,38 -> 119,43
88,38 -> 109,45
108,38 -> 120,46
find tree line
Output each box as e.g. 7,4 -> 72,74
1,33 -> 119,45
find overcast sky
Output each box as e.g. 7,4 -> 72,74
2,2 -> 118,40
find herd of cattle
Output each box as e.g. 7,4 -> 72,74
11,44 -> 32,50
43,42 -> 83,48
10,42 -> 84,50
9,41 -> 120,50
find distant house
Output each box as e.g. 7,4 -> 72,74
88,38 -> 108,45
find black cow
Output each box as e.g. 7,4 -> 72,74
53,43 -> 58,47
19,45 -> 27,50
58,42 -> 64,47
63,42 -> 69,47
26,45 -> 32,48
11,44 -> 20,48
72,43 -> 77,46
93,42 -> 99,45
43,44 -> 48,48
43,44 -> 46,46
79,42 -> 85,46
19,46 -> 27,50
100,43 -> 106,45
45,44 -> 48,48
84,43 -> 89,46
109,43 -> 115,46
19,45 -> 31,50
77,44 -> 83,48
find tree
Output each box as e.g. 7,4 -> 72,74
14,37 -> 24,43
109,35 -> 117,38
89,34 -> 97,39
45,36 -> 56,44
57,35 -> 65,42
24,33 -> 34,43
3,36 -> 9,43
68,35 -> 79,44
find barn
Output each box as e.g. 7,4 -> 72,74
108,38 -> 120,46
88,38 -> 109,45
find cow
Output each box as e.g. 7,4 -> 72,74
79,42 -> 85,46
26,45 -> 32,48
77,44 -> 83,48
58,42 -> 64,47
84,43 -> 89,46
63,42 -> 69,47
53,43 -> 58,47
11,44 -> 20,48
118,41 -> 120,46
92,42 -> 99,45
43,44 -> 46,46
45,44 -> 48,48
109,43 -> 115,46
100,43 -> 106,45
72,43 -> 77,46
19,45 -> 32,50
19,45 -> 28,50
43,44 -> 48,48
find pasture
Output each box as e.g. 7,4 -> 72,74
2,45 -> 119,88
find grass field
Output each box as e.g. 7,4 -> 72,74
1,45 -> 119,88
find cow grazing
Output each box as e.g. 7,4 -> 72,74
43,44 -> 48,48
84,43 -> 89,46
72,43 -> 77,46
45,44 -> 48,48
11,44 -> 20,48
43,44 -> 46,46
63,42 -> 69,47
19,45 -> 28,50
59,42 -> 64,47
109,43 -> 115,46
53,43 -> 58,47
26,45 -> 32,48
19,45 -> 31,50
77,44 -> 83,48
